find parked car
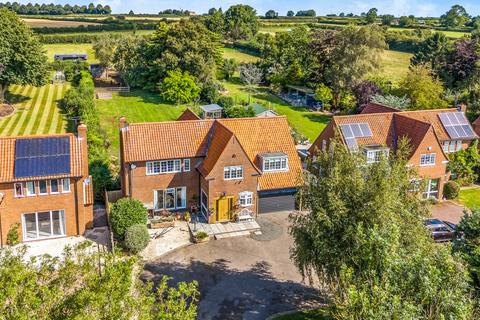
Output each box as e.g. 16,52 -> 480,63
424,219 -> 456,242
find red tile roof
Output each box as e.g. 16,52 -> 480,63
333,113 -> 395,147
0,133 -> 85,183
361,103 -> 401,114
177,108 -> 201,121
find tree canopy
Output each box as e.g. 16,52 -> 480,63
0,8 -> 48,102
440,5 -> 470,28
224,5 -> 259,40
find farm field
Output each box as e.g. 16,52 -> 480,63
222,47 -> 259,63
376,50 -> 412,82
23,18 -> 100,28
0,83 -> 69,136
44,43 -> 97,63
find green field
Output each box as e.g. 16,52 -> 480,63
376,50 -> 412,82
459,188 -> 480,210
44,43 -> 97,63
0,83 -> 69,136
222,47 -> 260,63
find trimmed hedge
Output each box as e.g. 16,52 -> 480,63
110,198 -> 148,240
444,181 -> 460,200
124,224 -> 150,253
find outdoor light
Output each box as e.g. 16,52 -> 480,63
130,164 -> 137,170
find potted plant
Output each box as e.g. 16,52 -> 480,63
194,231 -> 209,243
184,211 -> 191,222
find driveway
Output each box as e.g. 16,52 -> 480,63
431,201 -> 468,224
142,212 -> 324,320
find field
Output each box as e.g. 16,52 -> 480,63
22,18 -> 100,28
43,43 -> 97,63
222,47 -> 259,63
0,83 -> 69,136
376,50 -> 412,82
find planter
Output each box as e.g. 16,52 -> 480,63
150,219 -> 175,229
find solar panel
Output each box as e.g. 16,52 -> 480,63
351,124 -> 363,137
358,123 -> 372,137
14,137 -> 71,178
439,112 -> 476,139
344,137 -> 358,150
340,125 -> 354,138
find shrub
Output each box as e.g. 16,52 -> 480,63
218,96 -> 235,109
444,181 -> 460,199
195,231 -> 208,241
110,198 -> 148,240
124,224 -> 150,254
6,223 -> 20,246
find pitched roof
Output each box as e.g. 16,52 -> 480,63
200,104 -> 222,112
361,103 -> 401,114
393,114 -> 432,156
0,133 -> 84,183
399,109 -> 458,141
121,116 -> 302,191
177,108 -> 200,121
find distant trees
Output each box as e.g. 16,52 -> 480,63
287,10 -> 294,17
224,5 -> 259,40
381,14 -> 395,26
222,58 -> 238,80
0,8 -> 47,103
265,10 -> 278,19
239,63 -> 262,104
440,5 -> 470,28
411,33 -> 449,71
159,9 -> 193,16
295,10 -> 316,17
365,8 -> 378,24
399,15 -> 416,27
0,2 -> 111,15
204,7 -> 224,34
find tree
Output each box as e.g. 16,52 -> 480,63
399,15 -> 416,27
440,5 -> 470,28
204,8 -> 224,34
381,14 -> 395,26
224,5 -> 259,40
159,70 -> 201,104
311,25 -> 386,109
222,58 -> 237,80
352,80 -> 383,112
400,65 -> 448,110
110,198 -> 148,240
113,35 -> 145,87
365,8 -> 378,24
0,8 -> 47,103
411,32 -> 449,72
239,63 -> 262,104
292,139 -> 473,319
442,37 -> 480,92
92,34 -> 117,78
315,84 -> 333,109
265,10 -> 278,19
0,243 -> 198,319
448,140 -> 480,186
287,10 -> 294,17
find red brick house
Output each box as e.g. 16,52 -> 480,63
0,125 -> 94,246
310,103 -> 478,200
119,113 -> 302,223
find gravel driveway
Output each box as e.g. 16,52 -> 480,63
142,212 -> 324,320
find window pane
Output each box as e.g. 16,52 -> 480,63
23,213 -> 37,239
39,180 -> 47,194
155,190 -> 164,210
52,210 -> 66,236
51,180 -> 59,193
62,179 -> 70,192
26,181 -> 35,195
15,183 -> 23,197
37,211 -> 52,237
165,189 -> 175,209
176,187 -> 186,208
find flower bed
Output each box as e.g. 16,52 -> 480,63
150,216 -> 175,229
0,104 -> 14,118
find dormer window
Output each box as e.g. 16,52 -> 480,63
363,146 -> 389,164
262,153 -> 289,172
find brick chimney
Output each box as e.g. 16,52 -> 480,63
77,124 -> 89,176
457,103 -> 467,113
119,116 -> 127,129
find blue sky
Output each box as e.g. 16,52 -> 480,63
16,1 -> 480,16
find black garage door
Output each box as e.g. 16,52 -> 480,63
258,189 -> 296,213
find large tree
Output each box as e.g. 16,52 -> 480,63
92,34 -> 118,78
440,5 -> 470,28
224,5 -> 259,40
365,7 -> 378,24
311,25 -> 386,109
292,140 -> 473,319
0,8 -> 47,103
411,32 -> 450,72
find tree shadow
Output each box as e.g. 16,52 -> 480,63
5,90 -> 30,105
142,258 -> 325,320
304,113 -> 332,124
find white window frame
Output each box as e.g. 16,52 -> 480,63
183,159 -> 191,172
239,191 -> 253,207
146,159 -> 182,175
420,153 -> 436,166
14,183 -> 24,198
50,179 -> 60,194
263,156 -> 289,172
365,148 -> 389,164
442,140 -> 462,153
423,179 -> 440,199
61,178 -> 71,193
224,166 -> 243,180
154,187 -> 187,211
21,210 -> 66,241
26,181 -> 36,197
38,180 -> 48,195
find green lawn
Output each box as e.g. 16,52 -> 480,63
44,43 -> 97,63
459,188 -> 480,210
96,90 -> 186,155
222,47 -> 259,63
0,83 -> 68,136
375,50 -> 412,82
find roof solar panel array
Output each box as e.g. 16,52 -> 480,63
340,123 -> 372,150
439,112 -> 476,139
14,137 -> 71,178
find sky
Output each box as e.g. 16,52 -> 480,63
13,0 -> 480,17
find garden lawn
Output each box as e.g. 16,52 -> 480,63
0,83 -> 68,136
44,43 -> 97,63
458,188 -> 480,210
96,90 -> 186,155
222,78 -> 330,142
222,47 -> 259,63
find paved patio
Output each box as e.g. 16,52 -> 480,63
141,221 -> 192,260
188,220 -> 261,239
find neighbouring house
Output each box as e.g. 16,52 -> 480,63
0,125 -> 94,246
119,113 -> 302,223
251,103 -> 278,118
200,104 -> 223,119
176,108 -> 201,121
309,103 -> 479,200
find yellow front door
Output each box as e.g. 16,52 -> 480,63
215,196 -> 233,222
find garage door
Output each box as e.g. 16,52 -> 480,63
258,194 -> 295,213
